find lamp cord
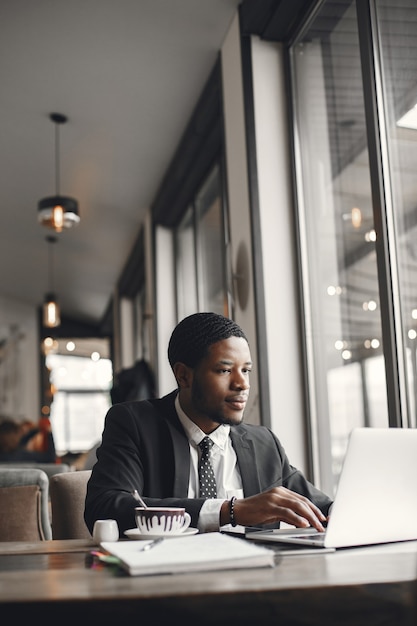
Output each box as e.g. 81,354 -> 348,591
55,122 -> 60,196
47,236 -> 56,294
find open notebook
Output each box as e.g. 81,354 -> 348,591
101,532 -> 275,576
247,427 -> 417,550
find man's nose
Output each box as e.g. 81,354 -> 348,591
231,373 -> 250,390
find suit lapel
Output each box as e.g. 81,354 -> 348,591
230,428 -> 261,496
162,394 -> 191,498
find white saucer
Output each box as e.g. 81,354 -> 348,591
124,527 -> 199,540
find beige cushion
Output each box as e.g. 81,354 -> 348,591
49,470 -> 92,539
0,485 -> 45,540
0,468 -> 52,541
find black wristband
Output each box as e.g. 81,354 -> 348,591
229,496 -> 237,527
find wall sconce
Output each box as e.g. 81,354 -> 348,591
38,113 -> 80,232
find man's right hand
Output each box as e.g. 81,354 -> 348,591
220,487 -> 327,531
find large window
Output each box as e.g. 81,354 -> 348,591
290,0 -> 388,494
175,164 -> 231,320
289,0 -> 417,494
375,0 -> 417,428
176,206 -> 198,319
46,338 -> 112,456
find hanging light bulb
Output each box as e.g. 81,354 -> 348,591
43,294 -> 60,328
43,236 -> 61,328
351,206 -> 362,229
38,113 -> 80,232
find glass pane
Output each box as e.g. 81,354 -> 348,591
175,206 -> 198,320
290,0 -> 388,494
375,0 -> 417,427
50,390 -> 111,454
46,351 -> 112,455
195,165 -> 228,315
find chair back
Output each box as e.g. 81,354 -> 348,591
0,462 -> 71,478
49,470 -> 92,539
0,468 -> 52,540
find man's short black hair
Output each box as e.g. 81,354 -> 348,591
168,312 -> 248,369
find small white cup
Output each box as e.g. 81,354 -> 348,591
93,519 -> 119,543
135,507 -> 191,536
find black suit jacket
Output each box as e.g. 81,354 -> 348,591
84,390 -> 332,534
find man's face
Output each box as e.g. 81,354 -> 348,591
185,336 -> 252,431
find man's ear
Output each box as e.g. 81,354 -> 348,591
173,362 -> 193,388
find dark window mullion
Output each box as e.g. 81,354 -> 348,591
356,0 -> 407,428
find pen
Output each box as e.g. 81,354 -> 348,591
141,537 -> 164,551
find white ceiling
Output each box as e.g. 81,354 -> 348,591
0,0 -> 240,336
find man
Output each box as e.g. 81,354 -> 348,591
84,312 -> 332,536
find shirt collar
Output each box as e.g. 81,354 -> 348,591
175,393 -> 230,450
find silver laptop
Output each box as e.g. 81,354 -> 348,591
247,427 -> 417,550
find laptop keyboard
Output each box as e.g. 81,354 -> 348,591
287,532 -> 326,544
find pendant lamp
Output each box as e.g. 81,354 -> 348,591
38,113 -> 80,232
43,235 -> 61,328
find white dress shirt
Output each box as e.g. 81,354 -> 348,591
175,394 -> 244,531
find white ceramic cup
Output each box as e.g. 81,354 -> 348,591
93,519 -> 119,543
135,507 -> 191,536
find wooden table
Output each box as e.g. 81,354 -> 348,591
0,538 -> 416,625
